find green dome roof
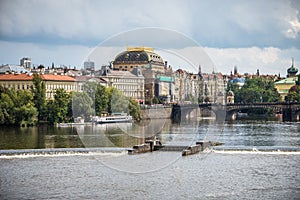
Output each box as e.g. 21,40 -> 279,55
287,65 -> 298,74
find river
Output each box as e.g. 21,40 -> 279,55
0,117 -> 299,199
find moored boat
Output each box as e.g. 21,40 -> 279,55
94,114 -> 133,124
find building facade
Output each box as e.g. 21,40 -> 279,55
100,66 -> 145,103
112,47 -> 175,103
0,74 -> 77,99
201,72 -> 226,104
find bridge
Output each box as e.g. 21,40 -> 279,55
172,102 -> 300,122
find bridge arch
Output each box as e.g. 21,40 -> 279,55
199,102 -> 300,122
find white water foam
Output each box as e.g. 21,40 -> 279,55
0,148 -> 128,159
212,149 -> 300,155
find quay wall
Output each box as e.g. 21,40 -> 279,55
140,107 -> 172,119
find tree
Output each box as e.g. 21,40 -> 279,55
54,88 -> 70,122
83,81 -> 98,100
0,89 -> 37,126
0,93 -> 15,125
95,84 -> 108,115
31,73 -> 46,121
47,88 -> 71,124
72,92 -> 94,120
235,77 -> 280,103
12,90 -> 37,126
107,87 -> 128,114
128,98 -> 141,121
287,85 -> 300,102
82,81 -> 99,114
152,96 -> 160,104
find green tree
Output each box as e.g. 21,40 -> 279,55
12,90 -> 37,126
0,89 -> 37,126
128,98 -> 141,121
287,85 -> 300,102
95,84 -> 108,115
107,87 -> 128,114
31,73 -> 46,121
47,88 -> 71,124
152,96 -> 160,104
236,77 -> 279,103
54,88 -> 70,122
0,93 -> 15,125
47,100 -> 56,124
72,92 -> 94,120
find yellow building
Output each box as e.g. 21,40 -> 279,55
0,73 -> 77,99
275,60 -> 298,101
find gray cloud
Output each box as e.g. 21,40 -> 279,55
0,0 -> 300,76
0,0 -> 299,48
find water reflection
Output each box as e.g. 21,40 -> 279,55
0,118 -> 299,151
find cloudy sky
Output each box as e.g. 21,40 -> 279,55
0,0 -> 300,76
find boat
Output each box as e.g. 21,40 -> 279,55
95,114 -> 133,124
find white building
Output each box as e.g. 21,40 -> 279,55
100,66 -> 145,103
20,57 -> 32,69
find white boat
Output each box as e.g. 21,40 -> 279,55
94,114 -> 133,124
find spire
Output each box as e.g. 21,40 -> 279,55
198,64 -> 202,75
198,64 -> 203,79
287,57 -> 298,77
234,66 -> 238,75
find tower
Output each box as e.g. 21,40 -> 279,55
287,57 -> 298,77
234,66 -> 238,75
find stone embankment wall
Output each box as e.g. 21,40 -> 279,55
140,107 -> 172,119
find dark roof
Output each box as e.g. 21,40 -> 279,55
114,51 -> 149,62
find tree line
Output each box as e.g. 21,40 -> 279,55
227,76 -> 300,114
0,74 -> 141,126
228,75 -> 300,103
227,77 -> 280,103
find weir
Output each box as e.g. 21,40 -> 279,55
0,147 -> 127,156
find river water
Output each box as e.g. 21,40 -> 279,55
0,117 -> 299,199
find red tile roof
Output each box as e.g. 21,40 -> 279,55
40,74 -> 75,81
0,73 -> 33,81
0,74 -> 75,82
